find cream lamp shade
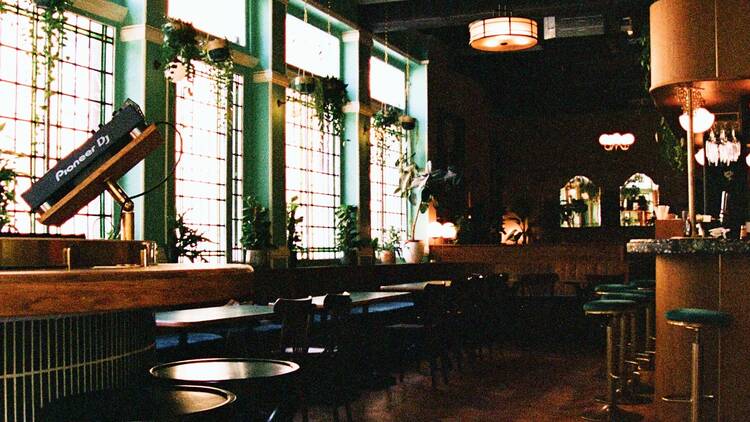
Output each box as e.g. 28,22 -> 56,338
469,16 -> 538,52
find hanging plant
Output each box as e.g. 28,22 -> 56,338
399,114 -> 416,130
312,76 -> 347,137
290,74 -> 316,95
373,106 -> 401,129
205,38 -> 235,123
160,18 -> 202,82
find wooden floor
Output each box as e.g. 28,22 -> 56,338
303,343 -> 656,422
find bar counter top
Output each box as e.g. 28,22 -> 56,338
0,263 -> 253,318
627,237 -> 750,255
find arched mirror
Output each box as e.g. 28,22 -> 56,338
559,176 -> 601,228
620,173 -> 659,226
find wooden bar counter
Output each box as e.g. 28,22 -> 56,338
0,263 -> 253,422
628,238 -> 750,421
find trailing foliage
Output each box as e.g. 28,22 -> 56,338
638,32 -> 687,173
0,158 -> 17,233
34,0 -> 71,105
160,18 -> 202,80
168,211 -> 211,262
372,106 -> 401,129
656,117 -> 686,173
313,76 -> 347,137
240,195 -> 273,250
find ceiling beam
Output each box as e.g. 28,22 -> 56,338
358,0 -> 407,4
363,0 -> 646,33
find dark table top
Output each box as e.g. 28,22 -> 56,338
155,304 -> 274,328
155,291 -> 410,328
379,280 -> 452,292
150,358 -> 300,381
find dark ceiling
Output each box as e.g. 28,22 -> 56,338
357,0 -> 654,116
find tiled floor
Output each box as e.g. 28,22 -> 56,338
304,344 -> 656,422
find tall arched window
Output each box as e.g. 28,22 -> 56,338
285,14 -> 342,260
0,3 -> 115,237
620,173 -> 659,226
560,176 -> 601,228
369,56 -> 408,242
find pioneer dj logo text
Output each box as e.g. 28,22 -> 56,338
54,135 -> 111,182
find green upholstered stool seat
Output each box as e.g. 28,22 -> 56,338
599,292 -> 649,304
630,279 -> 656,289
625,288 -> 654,299
666,308 -> 731,327
594,283 -> 631,293
583,299 -> 638,314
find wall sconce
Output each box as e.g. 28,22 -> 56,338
599,133 -> 635,151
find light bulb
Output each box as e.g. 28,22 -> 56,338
679,107 -> 715,133
695,148 -> 705,166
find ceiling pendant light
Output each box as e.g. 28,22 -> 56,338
469,5 -> 538,52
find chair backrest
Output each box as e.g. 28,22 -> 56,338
273,297 -> 314,354
422,283 -> 449,326
322,293 -> 353,353
516,273 -> 558,297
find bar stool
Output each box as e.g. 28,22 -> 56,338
582,299 -> 643,422
598,292 -> 652,403
662,308 -> 731,422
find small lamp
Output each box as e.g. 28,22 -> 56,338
428,221 -> 444,245
441,222 -> 457,240
679,107 -> 715,133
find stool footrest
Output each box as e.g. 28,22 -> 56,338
662,395 -> 690,403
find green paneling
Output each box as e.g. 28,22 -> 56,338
407,60 -> 429,239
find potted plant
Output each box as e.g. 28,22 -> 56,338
335,204 -> 364,266
160,18 -> 202,82
373,106 -> 401,129
394,154 -> 460,263
291,74 -> 316,95
313,76 -> 347,137
375,227 -> 402,264
0,158 -> 17,234
286,195 -> 303,268
399,115 -> 417,130
205,38 -> 230,62
241,195 -> 273,268
167,211 -> 211,262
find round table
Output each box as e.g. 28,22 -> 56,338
150,358 -> 301,420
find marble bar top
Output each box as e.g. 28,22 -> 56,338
627,238 -> 750,255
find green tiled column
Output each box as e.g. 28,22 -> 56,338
341,30 -> 373,250
250,0 -> 288,247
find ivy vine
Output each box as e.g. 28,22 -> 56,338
313,76 -> 347,137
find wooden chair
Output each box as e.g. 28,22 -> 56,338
386,283 -> 451,388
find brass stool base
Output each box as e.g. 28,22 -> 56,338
582,404 -> 643,421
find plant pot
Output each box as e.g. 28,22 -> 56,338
402,240 -> 424,264
340,250 -> 358,266
245,249 -> 270,268
322,77 -> 346,95
399,115 -> 416,130
380,250 -> 396,264
291,75 -> 316,95
206,39 -> 231,62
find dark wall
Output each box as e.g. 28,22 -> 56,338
427,44 -> 502,222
